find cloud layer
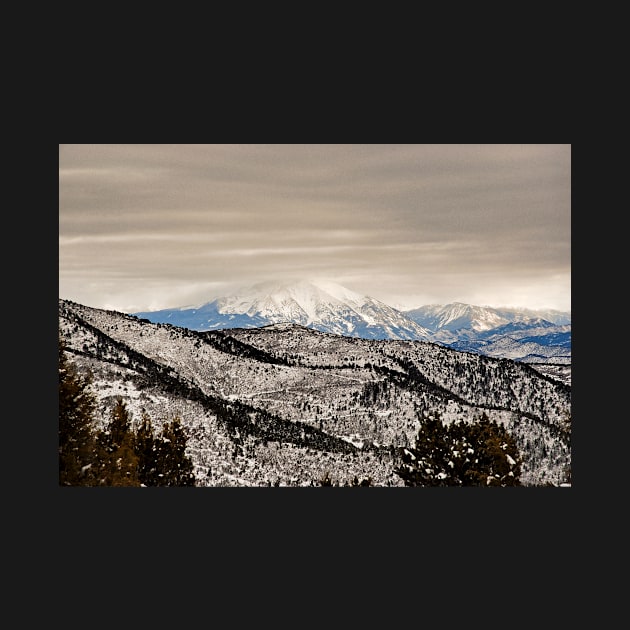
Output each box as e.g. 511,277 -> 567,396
59,144 -> 571,312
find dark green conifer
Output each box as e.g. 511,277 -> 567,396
394,413 -> 451,486
395,411 -> 522,487
98,399 -> 140,487
134,412 -> 158,486
153,418 -> 195,486
59,333 -> 101,486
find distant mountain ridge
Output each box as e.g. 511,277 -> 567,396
403,302 -> 571,363
135,280 -> 433,341
132,280 -> 571,363
405,302 -> 571,333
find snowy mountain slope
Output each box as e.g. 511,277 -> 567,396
135,299 -> 270,331
405,302 -> 509,334
135,280 -> 433,341
404,304 -> 571,361
60,298 -> 571,487
448,335 -> 572,364
444,318 -> 572,363
405,303 -> 571,331
133,281 -> 571,363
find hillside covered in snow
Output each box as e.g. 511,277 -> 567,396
59,298 -> 571,487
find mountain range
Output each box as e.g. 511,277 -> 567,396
133,280 -> 571,364
59,298 -> 571,487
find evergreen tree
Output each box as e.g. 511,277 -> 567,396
97,399 -> 140,487
453,413 -> 522,486
59,333 -> 101,486
134,412 -> 158,486
394,414 -> 452,487
107,398 -> 134,450
559,411 -> 571,485
152,418 -> 195,486
349,475 -> 372,486
395,411 -> 522,487
319,471 -> 334,486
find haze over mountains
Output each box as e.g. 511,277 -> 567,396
133,280 -> 571,364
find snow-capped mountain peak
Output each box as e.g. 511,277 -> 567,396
406,302 -> 518,333
219,279 -> 369,323
218,280 -> 343,325
131,281 -> 570,361
135,280 -> 432,340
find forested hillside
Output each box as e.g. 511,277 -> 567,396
59,299 -> 571,487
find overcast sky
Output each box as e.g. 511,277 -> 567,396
59,144 -> 571,313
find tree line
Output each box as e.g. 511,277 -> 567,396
59,333 -> 195,486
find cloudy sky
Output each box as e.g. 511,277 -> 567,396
59,144 -> 571,313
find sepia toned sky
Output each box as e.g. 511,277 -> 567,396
59,144 -> 571,313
